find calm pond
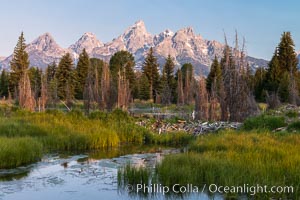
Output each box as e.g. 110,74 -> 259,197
0,146 -> 223,200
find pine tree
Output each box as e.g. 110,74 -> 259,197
28,67 -> 42,100
56,53 -> 76,104
46,62 -> 58,107
278,32 -> 298,74
46,62 -> 57,83
265,50 -> 281,92
206,56 -> 222,93
253,67 -> 267,102
278,71 -> 290,102
10,32 -> 30,98
160,71 -> 171,105
142,47 -> 160,102
139,74 -> 150,100
264,32 -> 299,104
109,50 -> 135,89
0,70 -> 9,98
76,48 -> 90,99
161,55 -> 176,104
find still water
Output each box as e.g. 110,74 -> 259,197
0,147 -> 223,200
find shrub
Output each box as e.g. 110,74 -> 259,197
243,115 -> 286,131
89,111 -> 108,120
285,110 -> 298,118
287,121 -> 300,132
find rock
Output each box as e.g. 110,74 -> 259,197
272,127 -> 287,132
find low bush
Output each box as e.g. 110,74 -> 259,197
243,115 -> 286,131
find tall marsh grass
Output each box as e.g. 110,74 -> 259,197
0,137 -> 42,168
0,108 -> 191,168
156,130 -> 300,198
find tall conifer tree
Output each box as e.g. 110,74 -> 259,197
142,47 -> 160,102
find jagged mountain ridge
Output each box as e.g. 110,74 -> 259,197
0,20 -> 268,75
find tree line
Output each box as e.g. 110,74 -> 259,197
0,31 -> 298,122
0,32 -> 196,113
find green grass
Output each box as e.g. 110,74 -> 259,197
156,130 -> 300,198
285,110 -> 298,118
287,121 -> 300,132
0,108 -> 191,168
243,115 -> 286,131
144,131 -> 193,146
118,163 -> 151,187
0,137 -> 42,168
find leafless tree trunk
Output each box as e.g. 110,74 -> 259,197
209,81 -> 220,121
288,69 -> 300,105
221,33 -> 258,122
38,74 -> 47,112
18,71 -> 35,111
184,70 -> 194,104
177,70 -> 184,105
117,69 -> 131,110
100,63 -> 110,110
83,64 -> 94,114
195,77 -> 209,121
266,91 -> 281,109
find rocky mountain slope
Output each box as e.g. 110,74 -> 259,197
0,20 -> 268,75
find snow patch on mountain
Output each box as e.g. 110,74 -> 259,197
0,20 -> 268,74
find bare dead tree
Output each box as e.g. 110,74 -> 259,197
38,74 -> 47,112
195,77 -> 209,121
288,66 -> 300,105
209,81 -> 220,121
177,69 -> 184,105
220,33 -> 258,122
117,69 -> 131,110
83,63 -> 95,114
100,63 -> 110,110
182,68 -> 195,105
266,91 -> 281,109
18,71 -> 35,111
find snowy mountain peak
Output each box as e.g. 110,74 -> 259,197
82,32 -> 97,37
154,29 -> 174,45
178,27 -> 194,35
69,32 -> 103,55
29,32 -> 58,51
120,20 -> 153,52
163,29 -> 174,36
123,20 -> 149,38
133,20 -> 145,28
0,20 -> 268,74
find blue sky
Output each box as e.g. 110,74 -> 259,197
1,0 -> 299,60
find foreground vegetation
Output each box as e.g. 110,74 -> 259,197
118,109 -> 300,199
0,106 -> 192,169
118,130 -> 300,198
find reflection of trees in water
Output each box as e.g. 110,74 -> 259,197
0,169 -> 30,181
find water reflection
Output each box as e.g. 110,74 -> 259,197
0,146 -> 222,200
